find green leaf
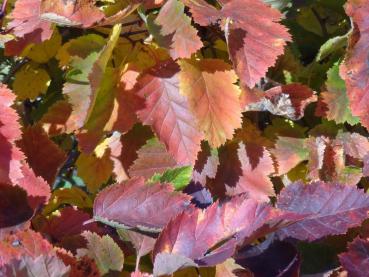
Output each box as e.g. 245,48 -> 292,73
150,166 -> 193,190
316,35 -> 347,61
320,63 -> 359,125
77,231 -> 124,275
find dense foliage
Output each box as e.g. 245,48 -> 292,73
1,0 -> 369,276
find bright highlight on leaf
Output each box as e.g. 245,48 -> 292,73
3,0 -> 369,275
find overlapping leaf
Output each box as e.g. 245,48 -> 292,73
339,237 -> 369,277
93,177 -> 191,232
184,0 -> 291,88
179,59 -> 242,147
340,0 -> 369,129
136,60 -> 203,165
277,181 -> 369,241
153,195 -> 300,275
154,0 -> 203,59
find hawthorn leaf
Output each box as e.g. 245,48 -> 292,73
77,231 -> 124,275
192,142 -> 219,187
13,63 -> 50,100
56,34 -> 106,67
40,0 -> 105,27
179,59 -> 241,147
336,132 -> 369,160
136,60 -> 203,165
0,255 -> 70,277
154,0 -> 203,59
119,124 -> 153,173
76,143 -> 114,193
340,0 -> 369,130
0,184 -> 33,230
153,195 -> 300,274
150,166 -> 192,190
0,229 -> 53,266
277,181 -> 369,241
42,207 -> 100,248
224,0 -> 291,87
245,84 -> 317,120
153,253 -> 198,276
226,142 -> 275,202
0,85 -> 23,184
184,0 -> 290,87
272,137 -> 309,175
17,163 -> 51,202
106,64 -> 145,134
25,30 -> 62,64
42,187 -> 93,215
128,138 -> 177,180
319,63 -> 359,125
339,237 -> 369,277
39,100 -> 73,136
93,177 -> 191,232
7,0 -> 53,42
56,252 -> 100,277
18,124 -> 66,184
117,229 -> 156,260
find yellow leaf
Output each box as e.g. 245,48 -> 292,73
76,149 -> 114,193
42,187 -> 93,215
56,34 -> 106,67
13,63 -> 50,100
26,30 -> 62,63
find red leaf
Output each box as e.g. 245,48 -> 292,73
57,251 -> 100,277
0,85 -> 24,184
93,177 -> 191,232
136,60 -> 203,165
128,139 -> 177,180
17,163 -> 51,201
118,229 -> 156,260
0,254 -> 70,277
155,0 -> 203,59
226,142 -> 275,202
272,137 -> 308,175
18,124 -> 66,184
153,195 -> 299,274
40,100 -> 73,136
42,207 -> 101,247
0,85 -> 50,201
179,59 -> 242,147
0,184 -> 33,230
40,0 -> 105,28
185,0 -> 290,87
277,181 -> 369,241
119,124 -> 153,173
7,0 -> 53,42
340,0 -> 369,130
192,142 -> 219,187
339,237 -> 369,277
107,67 -> 145,134
0,229 -> 53,266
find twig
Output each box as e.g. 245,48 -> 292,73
3,58 -> 28,84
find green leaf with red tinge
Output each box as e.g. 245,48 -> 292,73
77,231 -> 124,275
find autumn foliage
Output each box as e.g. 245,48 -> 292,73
1,0 -> 369,276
